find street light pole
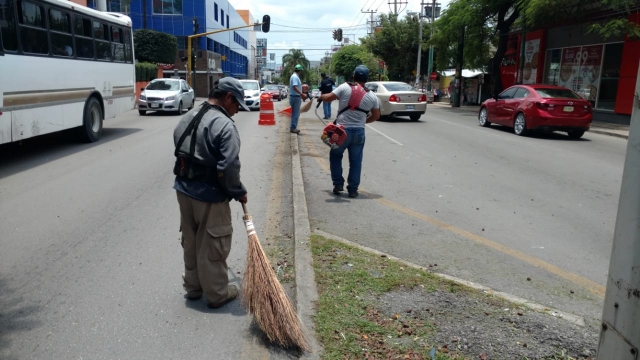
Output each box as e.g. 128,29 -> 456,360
408,11 -> 422,88
427,0 -> 435,92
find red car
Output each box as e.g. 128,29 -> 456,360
262,85 -> 283,101
478,85 -> 592,139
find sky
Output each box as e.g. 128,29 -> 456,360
228,0 -> 452,62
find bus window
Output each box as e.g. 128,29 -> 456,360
18,0 -> 48,55
111,26 -> 124,62
93,20 -> 110,60
0,0 -> 19,51
49,8 -> 73,57
123,28 -> 132,62
74,16 -> 94,59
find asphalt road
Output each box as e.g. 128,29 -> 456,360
297,102 -> 626,323
0,105 -> 296,360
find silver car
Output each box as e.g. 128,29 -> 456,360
138,79 -> 195,115
365,81 -> 427,121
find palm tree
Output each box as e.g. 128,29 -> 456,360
281,49 -> 310,85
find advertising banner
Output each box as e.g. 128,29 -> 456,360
577,45 -> 603,102
522,38 -> 540,84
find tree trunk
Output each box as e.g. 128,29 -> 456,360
489,4 -> 519,96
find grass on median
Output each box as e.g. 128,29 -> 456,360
310,234 -> 465,360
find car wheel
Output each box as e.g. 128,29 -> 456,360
514,112 -> 527,136
78,97 -> 103,143
409,114 -> 421,121
567,130 -> 585,139
176,101 -> 183,115
478,107 -> 491,127
138,109 -> 146,116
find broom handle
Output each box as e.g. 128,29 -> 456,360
242,202 -> 248,215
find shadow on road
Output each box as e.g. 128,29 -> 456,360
377,116 -> 426,123
0,127 -> 142,180
488,125 -> 592,142
0,278 -> 43,360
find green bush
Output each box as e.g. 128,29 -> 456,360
133,29 -> 178,64
135,62 -> 158,82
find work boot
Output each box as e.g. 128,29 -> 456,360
333,185 -> 344,194
348,191 -> 359,198
290,129 -> 300,134
185,291 -> 202,301
207,284 -> 238,309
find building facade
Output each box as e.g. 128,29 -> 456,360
500,13 -> 640,124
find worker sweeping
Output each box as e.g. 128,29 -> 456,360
317,65 -> 380,198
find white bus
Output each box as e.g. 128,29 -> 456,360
0,0 -> 135,144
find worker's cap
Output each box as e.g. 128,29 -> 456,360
217,77 -> 249,111
295,64 -> 304,71
353,65 -> 369,82
320,72 -> 326,77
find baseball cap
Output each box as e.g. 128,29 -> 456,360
217,77 -> 249,111
353,65 -> 369,82
295,64 -> 304,71
320,72 -> 326,77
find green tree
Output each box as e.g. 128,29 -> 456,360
362,14 -> 430,82
330,45 -> 378,80
281,49 -> 311,85
133,29 -> 178,64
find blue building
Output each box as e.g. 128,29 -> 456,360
94,0 -> 252,96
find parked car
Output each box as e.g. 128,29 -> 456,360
137,78 -> 195,115
263,84 -> 284,101
311,89 -> 320,98
239,79 -> 261,110
278,85 -> 288,98
478,85 -> 592,139
364,81 -> 428,121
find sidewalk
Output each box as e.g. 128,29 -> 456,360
429,102 -> 630,139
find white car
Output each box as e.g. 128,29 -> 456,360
239,80 -> 261,111
138,79 -> 195,115
365,81 -> 427,121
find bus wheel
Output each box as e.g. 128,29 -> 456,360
78,97 -> 103,143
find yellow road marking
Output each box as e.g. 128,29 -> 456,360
299,126 -> 606,298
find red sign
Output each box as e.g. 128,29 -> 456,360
430,72 -> 437,80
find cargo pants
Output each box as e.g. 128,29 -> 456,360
176,191 -> 233,306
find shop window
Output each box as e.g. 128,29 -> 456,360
153,0 -> 182,15
597,43 -> 623,110
543,49 -> 561,85
1,0 -> 19,51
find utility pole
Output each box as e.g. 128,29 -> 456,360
407,10 -> 423,88
452,26 -> 464,107
362,10 -> 377,35
192,17 -> 199,95
426,0 -> 440,92
596,63 -> 640,359
388,0 -> 408,15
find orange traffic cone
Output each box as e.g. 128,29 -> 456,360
258,93 -> 275,125
279,106 -> 292,116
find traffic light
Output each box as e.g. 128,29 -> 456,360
337,28 -> 343,42
262,15 -> 270,33
332,29 -> 338,40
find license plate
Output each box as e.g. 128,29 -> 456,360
405,105 -> 415,110
150,103 -> 160,108
563,106 -> 574,112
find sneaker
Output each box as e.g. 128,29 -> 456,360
207,284 -> 239,309
290,129 -> 300,134
348,191 -> 359,198
333,185 -> 344,194
186,292 -> 202,301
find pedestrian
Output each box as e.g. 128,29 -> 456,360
289,64 -> 308,134
173,77 -> 249,309
317,65 -> 380,198
319,72 -> 335,119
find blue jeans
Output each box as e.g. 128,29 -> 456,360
329,127 -> 365,193
322,101 -> 331,119
289,96 -> 301,130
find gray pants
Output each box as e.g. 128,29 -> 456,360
176,191 -> 233,306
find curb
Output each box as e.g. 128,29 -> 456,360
313,229 -> 586,328
291,132 -> 322,359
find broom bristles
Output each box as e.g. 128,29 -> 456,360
300,99 -> 313,113
241,214 -> 310,352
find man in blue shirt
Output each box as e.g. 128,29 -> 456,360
289,64 -> 308,134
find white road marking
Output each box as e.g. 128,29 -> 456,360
366,124 -> 404,146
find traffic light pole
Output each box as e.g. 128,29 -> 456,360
426,0 -> 435,92
187,19 -> 269,88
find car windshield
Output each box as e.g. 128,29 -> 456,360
535,88 -> 581,99
265,85 -> 279,90
242,82 -> 260,90
146,80 -> 180,91
382,83 -> 415,92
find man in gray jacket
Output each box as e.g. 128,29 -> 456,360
173,77 -> 249,309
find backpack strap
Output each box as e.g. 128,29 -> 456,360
337,83 -> 370,117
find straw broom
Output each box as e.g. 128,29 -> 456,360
300,96 -> 314,113
241,203 -> 310,352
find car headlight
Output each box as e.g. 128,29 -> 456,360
139,94 -> 146,100
165,96 -> 176,101
253,92 -> 260,97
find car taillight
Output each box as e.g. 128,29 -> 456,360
536,102 -> 555,111
583,105 -> 591,112
418,94 -> 427,102
389,94 -> 401,102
